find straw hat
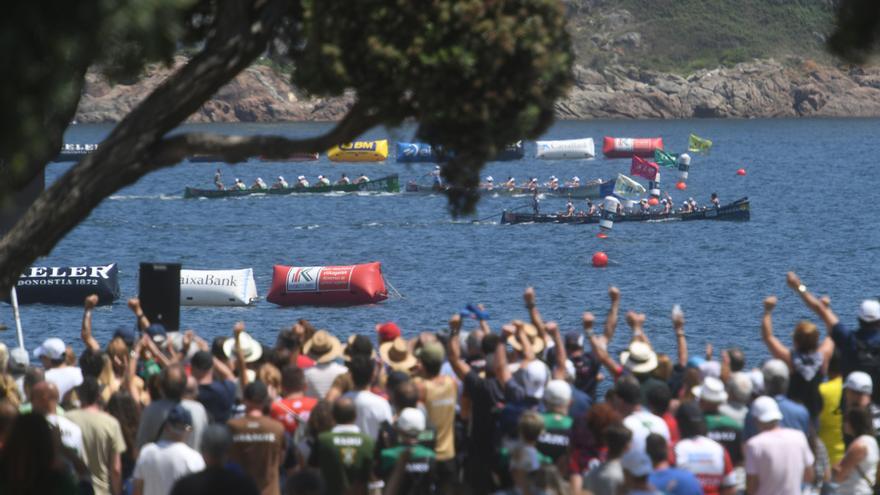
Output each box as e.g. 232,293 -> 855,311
506,323 -> 546,354
379,337 -> 418,372
303,330 -> 344,364
222,332 -> 263,363
620,341 -> 658,374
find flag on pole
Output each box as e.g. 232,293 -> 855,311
613,174 -> 647,197
688,134 -> 712,153
654,149 -> 678,168
630,156 -> 660,181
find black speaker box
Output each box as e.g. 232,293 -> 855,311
139,262 -> 181,331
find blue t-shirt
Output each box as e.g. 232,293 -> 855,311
649,467 -> 704,495
743,395 -> 810,440
197,379 -> 237,423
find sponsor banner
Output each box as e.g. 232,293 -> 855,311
180,268 -> 258,306
286,266 -> 353,293
268,262 -> 387,306
13,263 -> 120,305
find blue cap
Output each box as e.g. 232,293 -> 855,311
112,326 -> 136,347
166,404 -> 193,427
145,323 -> 167,344
687,356 -> 706,368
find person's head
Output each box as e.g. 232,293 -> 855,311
620,341 -> 658,376
604,423 -> 633,459
543,380 -> 572,414
417,342 -> 445,378
727,348 -> 745,372
200,424 -> 233,467
726,372 -> 753,405
190,350 -> 214,380
762,359 -> 789,396
0,413 -> 56,490
675,401 -> 707,439
585,403 -> 623,447
30,381 -> 59,415
645,433 -> 669,466
33,338 -> 66,369
645,382 -> 672,417
858,299 -> 880,331
621,450 -> 654,488
160,364 -> 187,402
652,353 -> 673,381
106,391 -> 139,455
613,376 -> 641,414
750,396 -> 783,432
243,381 -> 269,413
517,411 -> 545,445
845,406 -> 875,438
306,400 -> 335,437
396,408 -> 426,444
276,327 -> 301,352
391,378 -> 419,412
845,371 -> 873,409
695,376 -> 728,412
9,347 -> 29,376
77,376 -> 102,407
792,321 -> 820,353
211,336 -> 229,363
281,365 -> 306,395
23,367 -> 44,401
163,404 -> 194,441
344,335 -> 375,362
106,337 -> 129,374
520,360 -> 549,401
286,468 -> 325,495
332,396 -> 356,425
0,343 -> 8,374
375,322 -> 401,343
258,363 -> 282,399
348,354 -> 375,390
78,348 -> 107,378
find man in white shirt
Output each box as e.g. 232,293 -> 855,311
32,380 -> 86,459
614,376 -> 669,454
343,355 -> 392,440
134,404 -> 206,495
34,337 -> 82,400
744,396 -> 814,495
303,331 -> 347,398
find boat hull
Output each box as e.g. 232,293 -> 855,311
501,198 -> 750,224
184,174 -> 399,198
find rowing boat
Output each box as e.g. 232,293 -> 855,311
183,174 -> 399,198
500,197 -> 750,224
405,180 -> 614,199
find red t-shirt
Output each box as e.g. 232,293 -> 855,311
270,396 -> 318,433
296,355 -> 316,369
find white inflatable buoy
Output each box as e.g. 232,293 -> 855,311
600,196 -> 621,230
180,268 -> 258,306
678,153 -> 691,180
535,138 -> 595,159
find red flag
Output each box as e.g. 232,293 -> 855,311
630,156 -> 659,181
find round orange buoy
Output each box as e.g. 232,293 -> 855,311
736,168 -> 746,176
647,197 -> 659,206
592,251 -> 609,267
676,181 -> 687,190
597,232 -> 608,239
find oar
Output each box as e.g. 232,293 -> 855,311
472,204 -> 531,223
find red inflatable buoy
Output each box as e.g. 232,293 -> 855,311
267,262 -> 388,306
647,197 -> 659,206
597,232 -> 608,239
602,137 -> 664,158
592,252 -> 609,267
736,168 -> 747,176
676,181 -> 687,190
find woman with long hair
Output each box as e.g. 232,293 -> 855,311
106,391 -> 142,481
833,407 -> 879,495
0,413 -> 78,495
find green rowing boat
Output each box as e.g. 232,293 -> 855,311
184,174 -> 399,199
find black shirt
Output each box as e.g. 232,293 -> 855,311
197,380 -> 236,423
463,369 -> 505,453
170,465 -> 259,495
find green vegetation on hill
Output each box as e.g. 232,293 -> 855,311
570,0 -> 836,73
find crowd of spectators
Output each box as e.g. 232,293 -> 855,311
0,271 -> 879,495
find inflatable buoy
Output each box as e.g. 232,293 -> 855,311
676,181 -> 687,190
600,196 -> 620,231
535,138 -> 596,159
267,262 -> 388,306
648,197 -> 659,206
12,263 -> 120,305
327,140 -> 389,162
180,268 -> 258,306
597,232 -> 608,239
677,153 -> 691,181
603,137 -> 664,158
592,252 -> 609,268
396,142 -> 443,163
736,168 -> 747,176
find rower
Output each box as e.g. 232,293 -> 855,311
271,176 -> 288,189
531,188 -> 540,215
251,177 -> 268,190
528,177 -> 538,191
688,197 -> 697,210
296,175 -> 310,188
483,176 -> 495,190
639,199 -> 650,214
586,199 -> 597,216
356,174 -> 370,184
564,200 -> 574,217
214,169 -> 224,190
431,165 -> 443,188
710,192 -> 720,208
661,198 -> 672,214
317,174 -> 331,186
504,176 -> 516,189
337,173 -> 351,185
547,176 -> 559,190
232,178 -> 246,191
681,200 -> 691,213
566,176 -> 581,188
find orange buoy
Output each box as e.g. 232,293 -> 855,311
736,168 -> 746,176
597,232 -> 608,239
676,181 -> 687,190
647,197 -> 659,206
592,251 -> 609,267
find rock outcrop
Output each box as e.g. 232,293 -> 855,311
74,56 -> 880,123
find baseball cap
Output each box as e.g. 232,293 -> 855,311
845,371 -> 873,395
191,351 -> 214,372
620,450 -> 653,477
33,338 -> 66,361
145,323 -> 167,344
167,404 -> 193,428
376,322 -> 401,343
396,408 -> 426,436
9,347 -> 29,372
751,396 -> 783,423
693,376 -> 728,403
416,342 -> 446,368
564,332 -> 584,351
859,299 -> 880,323
521,360 -> 548,399
112,326 -> 136,347
544,380 -> 572,407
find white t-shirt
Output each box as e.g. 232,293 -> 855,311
134,440 -> 206,495
47,414 -> 85,460
343,389 -> 392,440
744,427 -> 814,495
675,435 -> 736,493
839,435 -> 880,495
305,362 -> 347,399
46,366 -> 83,400
624,409 -> 670,454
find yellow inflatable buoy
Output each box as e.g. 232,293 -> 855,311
327,140 -> 389,162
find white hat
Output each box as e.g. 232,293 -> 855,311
620,450 -> 653,477
278,176 -> 284,180
396,407 -> 426,436
521,360 -> 549,399
859,300 -> 880,323
235,178 -> 241,182
751,395 -> 783,423
845,371 -> 873,395
9,347 -> 29,371
34,337 -> 66,361
297,175 -> 306,180
435,165 -> 440,169
222,332 -> 263,363
486,176 -> 494,181
693,376 -> 728,403
317,175 -> 324,179
572,176 -> 580,181
256,177 -> 263,181
620,341 -> 658,374
550,176 -> 557,180
544,379 -> 572,407
748,368 -> 765,395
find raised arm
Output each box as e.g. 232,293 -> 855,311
817,296 -> 836,368
672,308 -> 687,366
787,272 -> 839,329
233,321 -> 248,387
127,297 -> 151,332
495,324 -> 515,386
545,322 -> 568,381
524,287 -> 548,342
477,304 -> 492,334
81,294 -> 101,352
626,311 -> 652,348
761,296 -> 792,366
585,312 -> 620,379
514,320 -> 536,364
447,314 -> 471,380
604,286 -> 621,340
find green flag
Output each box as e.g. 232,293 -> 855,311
654,149 -> 678,168
688,134 -> 712,153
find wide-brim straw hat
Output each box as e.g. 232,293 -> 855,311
506,323 -> 546,354
620,341 -> 658,374
379,337 -> 418,372
222,332 -> 264,363
303,330 -> 344,364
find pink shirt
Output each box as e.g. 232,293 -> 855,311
745,427 -> 814,495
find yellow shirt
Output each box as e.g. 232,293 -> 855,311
419,376 -> 457,461
819,376 -> 845,464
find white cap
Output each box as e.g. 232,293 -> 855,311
522,360 -> 548,399
297,175 -> 306,180
751,395 -> 783,423
544,380 -> 572,407
278,176 -> 284,181
235,178 -> 241,182
845,371 -> 873,395
678,153 -> 691,165
693,376 -> 728,403
317,175 -> 324,179
859,300 -> 880,323
396,407 -> 426,436
434,165 -> 441,170
572,176 -> 580,181
256,177 -> 263,181
34,337 -> 66,361
620,450 -> 653,477
486,176 -> 494,181
10,347 -> 29,370
550,175 -> 557,180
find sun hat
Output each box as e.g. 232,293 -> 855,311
693,376 -> 728,403
521,360 -> 549,399
376,322 -> 401,343
303,330 -> 344,364
34,338 -> 66,361
506,323 -> 546,354
416,342 -> 446,369
620,341 -> 658,374
379,337 -> 418,372
544,379 -> 572,407
621,450 -> 653,477
344,335 -> 376,361
396,407 -> 426,436
222,332 -> 263,363
845,371 -> 873,395
751,395 -> 783,423
859,299 -> 880,323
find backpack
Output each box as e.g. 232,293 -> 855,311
788,352 -> 824,420
853,337 -> 880,404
